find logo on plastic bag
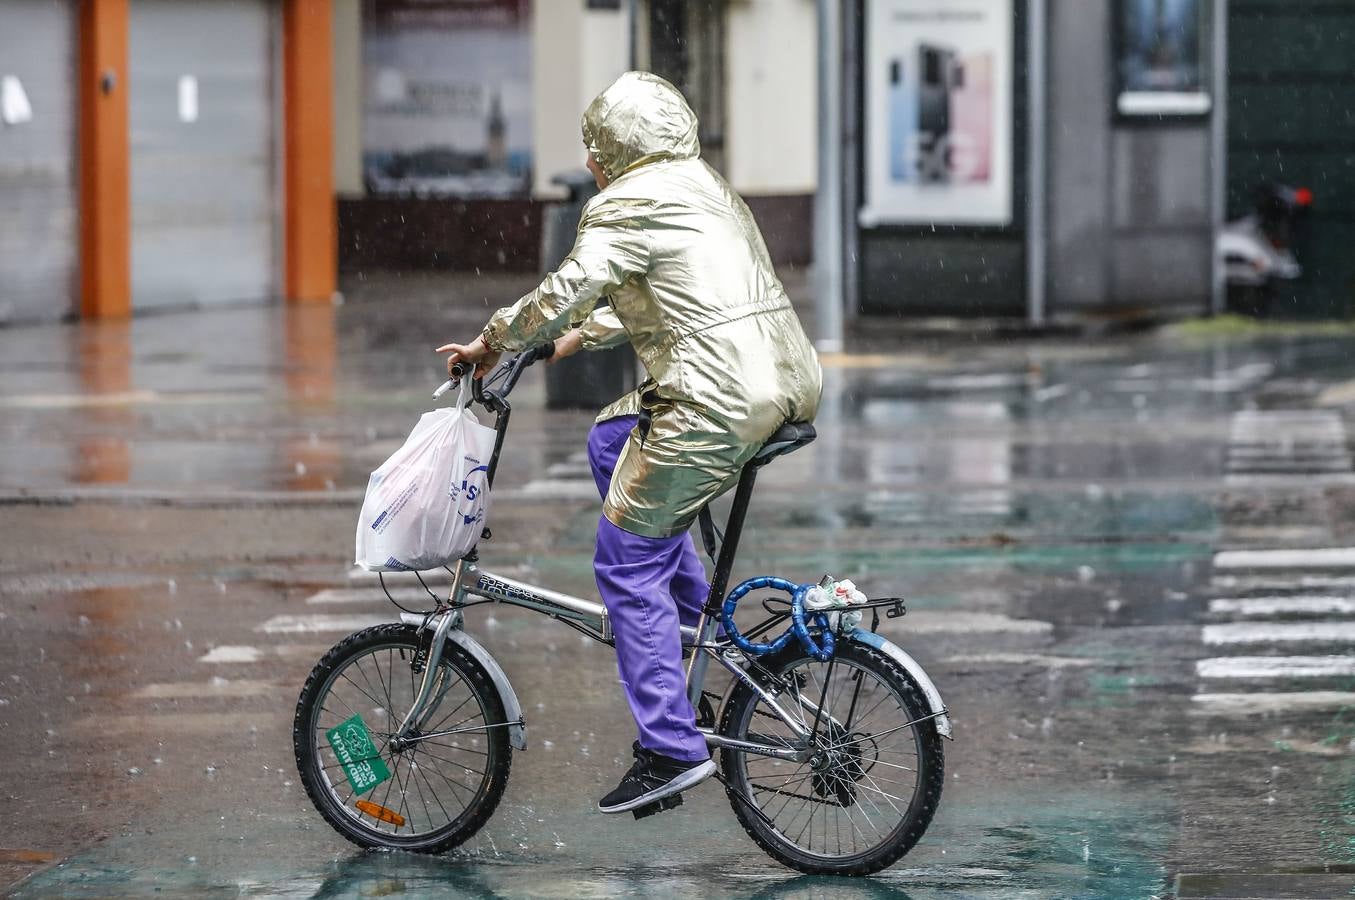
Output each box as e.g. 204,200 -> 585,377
449,459 -> 489,526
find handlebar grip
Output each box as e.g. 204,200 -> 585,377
529,341 -> 555,362
433,361 -> 474,399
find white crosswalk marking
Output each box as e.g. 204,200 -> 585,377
1225,409 -> 1352,483
256,613 -> 391,634
1191,692 -> 1355,714
1202,621 -> 1355,645
1207,596 -> 1355,617
1213,547 -> 1355,569
198,644 -> 328,664
1196,542 -> 1355,716
1196,657 -> 1355,679
199,645 -> 263,663
1213,573 -> 1355,591
133,679 -> 280,699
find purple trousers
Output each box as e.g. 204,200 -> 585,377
589,415 -> 711,762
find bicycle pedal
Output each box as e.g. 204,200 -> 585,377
631,792 -> 683,820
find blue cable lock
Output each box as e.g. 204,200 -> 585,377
720,576 -> 836,662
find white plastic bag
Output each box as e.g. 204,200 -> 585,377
355,380 -> 497,572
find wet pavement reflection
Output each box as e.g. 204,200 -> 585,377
3,284 -> 1355,896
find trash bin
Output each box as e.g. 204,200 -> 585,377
542,171 -> 638,410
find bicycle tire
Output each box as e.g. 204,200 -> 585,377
718,640 -> 945,875
293,623 -> 512,853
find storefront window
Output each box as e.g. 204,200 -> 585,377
362,0 -> 533,198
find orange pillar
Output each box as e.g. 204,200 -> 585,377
283,0 -> 337,303
79,0 -> 131,319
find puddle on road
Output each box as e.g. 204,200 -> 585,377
12,783 -> 1173,899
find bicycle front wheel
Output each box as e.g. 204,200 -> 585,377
718,640 -> 945,875
292,623 -> 511,853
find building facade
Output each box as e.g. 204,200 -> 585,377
3,0 -> 1348,323
0,0 -> 334,324
333,0 -> 819,274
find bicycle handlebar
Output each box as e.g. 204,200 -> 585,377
434,341 -> 555,406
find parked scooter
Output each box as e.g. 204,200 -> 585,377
1218,182 -> 1312,314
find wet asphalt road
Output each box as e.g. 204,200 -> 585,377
3,281 -> 1355,898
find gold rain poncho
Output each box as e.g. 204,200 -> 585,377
481,71 -> 822,538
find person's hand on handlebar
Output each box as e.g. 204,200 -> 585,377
436,335 -> 502,380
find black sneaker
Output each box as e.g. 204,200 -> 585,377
598,742 -> 716,815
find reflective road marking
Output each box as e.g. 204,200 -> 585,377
256,614 -> 390,634
1202,621 -> 1355,645
1207,596 -> 1355,617
132,679 -> 279,699
1196,656 -> 1355,679
1190,691 -> 1355,714
1213,548 -> 1355,569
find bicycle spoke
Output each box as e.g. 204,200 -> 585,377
375,751 -> 402,831
421,707 -> 486,738
407,757 -> 437,831
306,637 -> 507,843
728,652 -> 936,864
421,688 -> 475,735
370,651 -> 391,718
355,654 -> 389,713
390,753 -> 413,833
410,754 -> 458,825
416,737 -> 489,757
854,756 -> 917,774
421,754 -> 477,805
338,671 -> 386,713
410,745 -> 489,778
823,714 -> 936,753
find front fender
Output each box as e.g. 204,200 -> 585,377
846,628 -> 953,739
401,613 -> 527,750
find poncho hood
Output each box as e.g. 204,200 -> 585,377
581,71 -> 700,181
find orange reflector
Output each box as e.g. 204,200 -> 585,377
355,800 -> 406,827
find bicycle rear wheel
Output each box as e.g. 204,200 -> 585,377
718,641 -> 945,875
293,623 -> 511,852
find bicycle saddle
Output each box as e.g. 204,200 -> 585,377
753,421 -> 816,463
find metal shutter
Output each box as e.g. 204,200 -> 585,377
129,0 -> 277,310
0,1 -> 77,323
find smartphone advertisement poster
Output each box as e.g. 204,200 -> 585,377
861,0 -> 1014,227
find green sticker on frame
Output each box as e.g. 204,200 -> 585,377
325,714 -> 391,796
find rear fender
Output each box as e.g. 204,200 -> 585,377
846,628 -> 953,739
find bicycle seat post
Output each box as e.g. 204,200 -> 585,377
685,461 -> 763,705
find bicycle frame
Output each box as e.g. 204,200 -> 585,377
395,556 -> 812,763
390,349 -> 949,768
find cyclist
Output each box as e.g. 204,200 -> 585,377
438,71 -> 821,815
